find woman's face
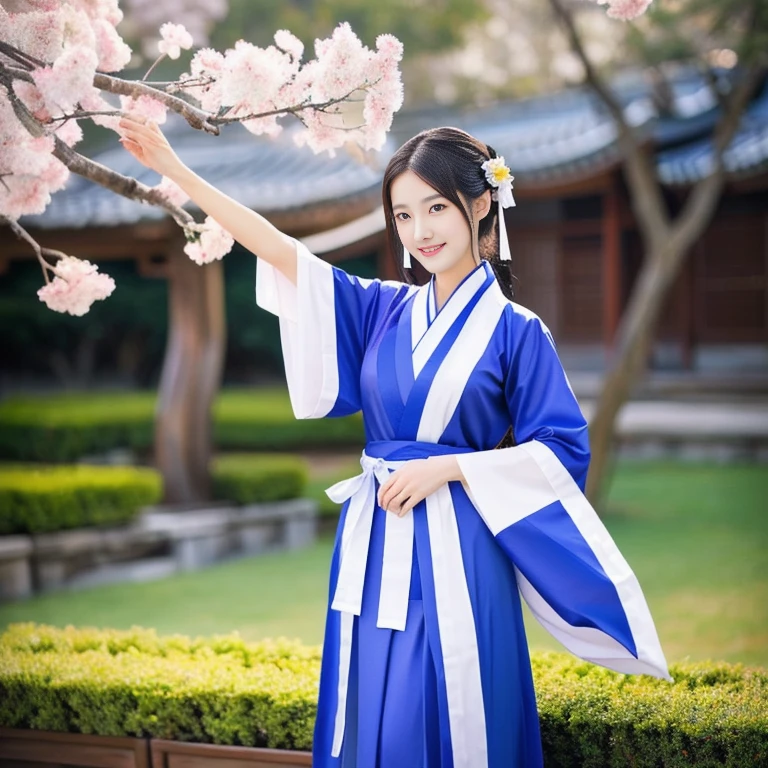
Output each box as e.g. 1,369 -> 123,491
391,170 -> 485,277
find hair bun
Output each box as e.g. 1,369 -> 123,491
485,143 -> 498,160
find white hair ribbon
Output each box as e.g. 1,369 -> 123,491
480,156 -> 515,262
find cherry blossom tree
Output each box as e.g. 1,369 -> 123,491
0,1 -> 404,316
549,0 -> 767,504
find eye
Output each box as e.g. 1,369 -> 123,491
430,203 -> 447,213
395,212 -> 410,221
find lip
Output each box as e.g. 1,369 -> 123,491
418,243 -> 446,257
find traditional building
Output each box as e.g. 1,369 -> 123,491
308,69 -> 768,372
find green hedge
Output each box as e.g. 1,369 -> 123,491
1,624 -> 766,765
0,465 -> 162,535
0,389 -> 364,462
0,455 -> 310,536
212,454 -> 309,505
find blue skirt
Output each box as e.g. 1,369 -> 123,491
312,472 -> 545,768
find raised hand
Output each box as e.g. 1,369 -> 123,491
118,114 -> 185,179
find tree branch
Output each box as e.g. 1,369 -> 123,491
672,62 -> 766,250
0,40 -> 44,70
0,215 -> 64,283
93,72 -> 221,134
51,136 -> 195,228
548,0 -> 671,243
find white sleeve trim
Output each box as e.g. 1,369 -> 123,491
255,239 -> 339,419
456,441 -> 672,681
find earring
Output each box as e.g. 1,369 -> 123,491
403,245 -> 412,269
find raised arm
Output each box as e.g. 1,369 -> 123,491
118,115 -> 297,284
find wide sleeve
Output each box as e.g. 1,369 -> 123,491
256,239 -> 411,419
455,312 -> 672,681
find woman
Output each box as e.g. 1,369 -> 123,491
119,117 -> 670,768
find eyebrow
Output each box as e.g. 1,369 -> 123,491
392,193 -> 445,212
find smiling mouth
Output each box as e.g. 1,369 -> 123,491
419,244 -> 445,256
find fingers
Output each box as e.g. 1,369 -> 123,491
377,477 -> 400,510
378,478 -> 413,517
118,115 -> 162,143
121,113 -> 147,126
118,136 -> 142,156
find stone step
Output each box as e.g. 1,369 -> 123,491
62,556 -> 179,591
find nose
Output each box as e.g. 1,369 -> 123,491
412,215 -> 433,243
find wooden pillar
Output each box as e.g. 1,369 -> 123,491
602,177 -> 622,355
155,239 -> 226,503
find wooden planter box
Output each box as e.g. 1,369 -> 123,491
151,740 -> 311,768
0,728 -> 150,768
0,730 -> 312,768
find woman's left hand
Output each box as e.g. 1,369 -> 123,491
377,456 -> 463,517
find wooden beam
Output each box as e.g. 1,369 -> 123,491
320,231 -> 386,265
517,169 -> 615,199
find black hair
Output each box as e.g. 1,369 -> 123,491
382,126 -> 515,300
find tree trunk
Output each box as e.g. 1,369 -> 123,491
585,191 -> 726,505
154,241 -> 226,504
586,252 -> 672,506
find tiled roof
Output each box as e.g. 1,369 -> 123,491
21,119 -> 387,230
657,80 -> 768,185
20,69 -> 767,231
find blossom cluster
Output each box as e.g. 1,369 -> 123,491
183,216 -> 235,265
37,255 -> 116,316
1,0 -> 134,223
182,22 -> 404,153
595,0 -> 653,21
0,3 -> 406,314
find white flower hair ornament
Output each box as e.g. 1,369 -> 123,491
481,156 -> 516,261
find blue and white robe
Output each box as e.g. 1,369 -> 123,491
256,242 -> 671,768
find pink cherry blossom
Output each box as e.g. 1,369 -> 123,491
31,45 -> 99,112
183,216 -> 234,265
183,47 -> 225,112
92,17 -> 132,72
13,81 -> 52,122
54,118 -> 83,147
0,95 -> 71,220
154,176 -> 190,207
158,22 -> 194,60
312,22 -> 372,102
597,0 -> 653,20
37,256 -> 116,316
219,41 -> 296,115
274,29 -> 304,60
294,109 -> 344,155
79,89 -> 121,132
120,94 -> 169,124
1,7 -> 65,63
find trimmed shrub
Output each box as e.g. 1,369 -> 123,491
0,465 -> 162,535
212,454 -> 309,504
0,390 -> 364,462
0,623 -> 766,764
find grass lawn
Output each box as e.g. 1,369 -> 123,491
1,461 -> 765,668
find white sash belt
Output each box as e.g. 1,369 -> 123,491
326,451 -> 413,631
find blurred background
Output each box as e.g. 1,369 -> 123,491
0,0 -> 766,671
